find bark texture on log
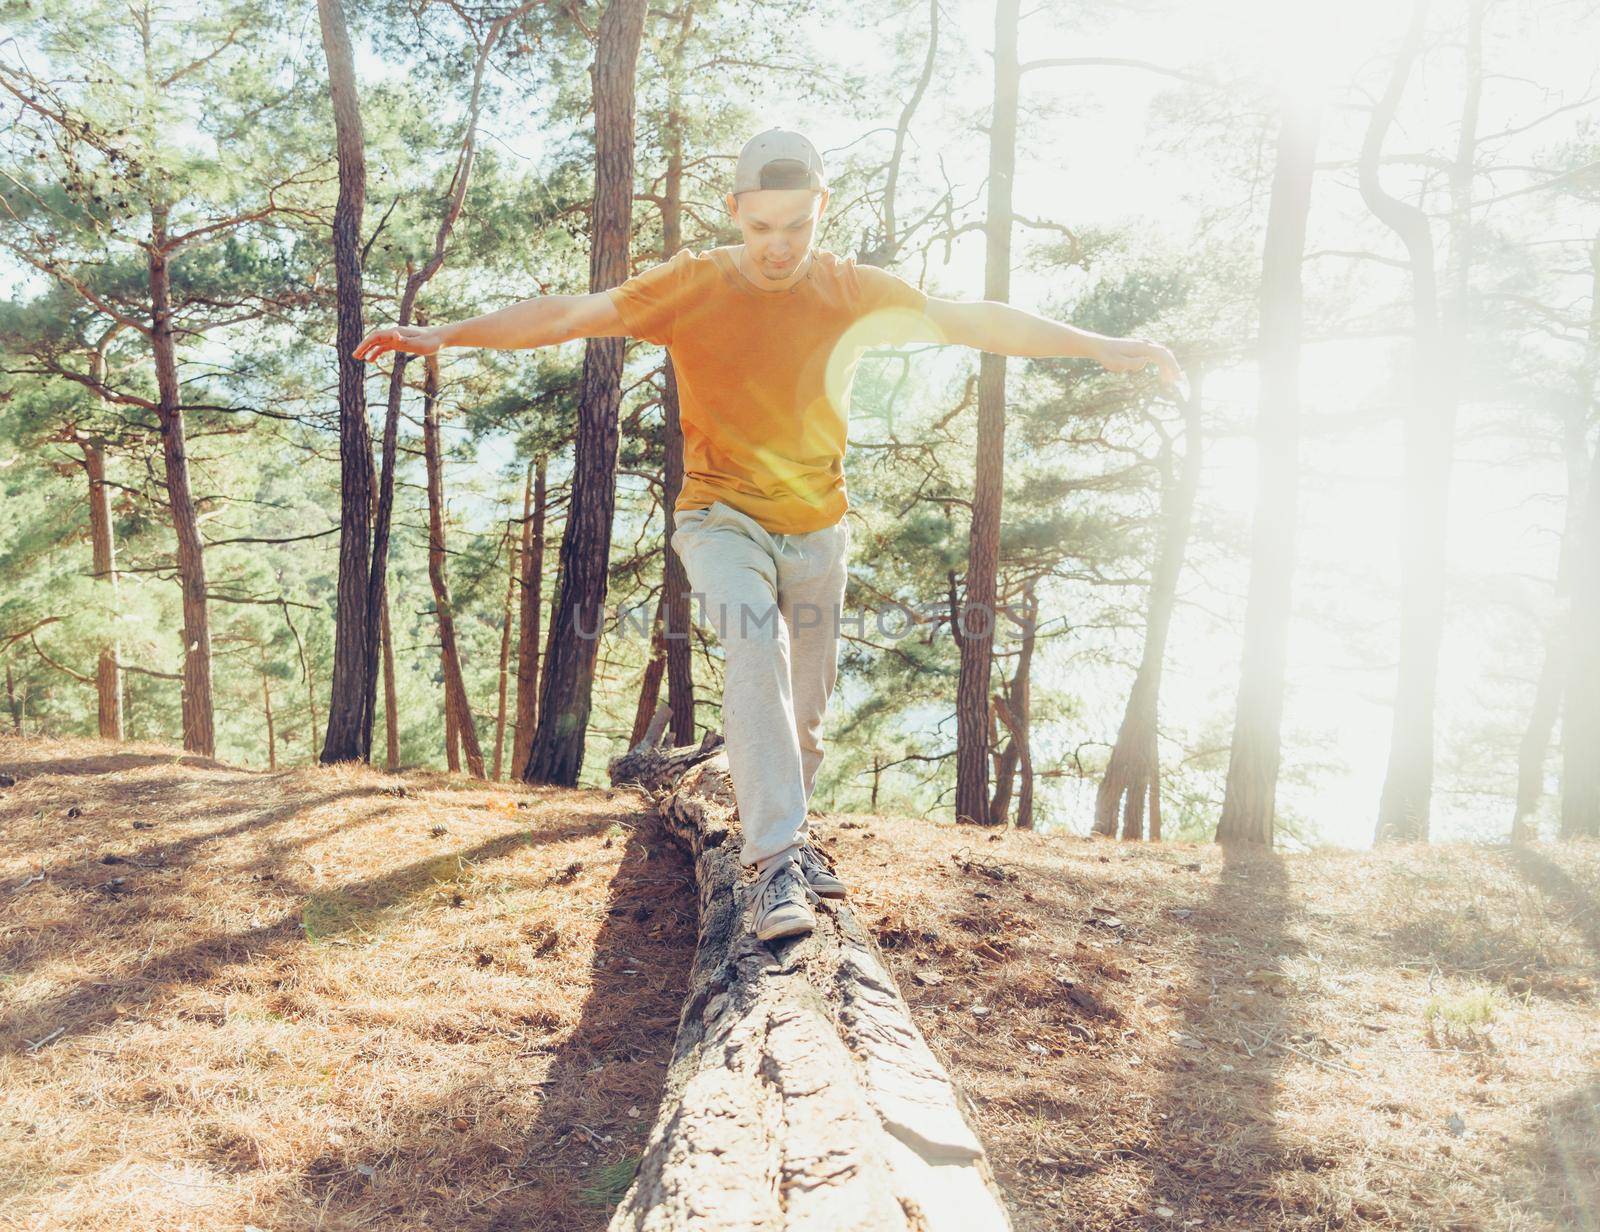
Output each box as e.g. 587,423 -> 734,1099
607,709 -> 1012,1232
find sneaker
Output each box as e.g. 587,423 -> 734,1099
752,858 -> 820,941
797,838 -> 848,899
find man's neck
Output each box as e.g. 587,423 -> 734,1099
735,244 -> 814,291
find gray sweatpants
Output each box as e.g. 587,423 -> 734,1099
669,499 -> 851,874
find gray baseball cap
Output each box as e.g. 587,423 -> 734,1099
733,128 -> 827,195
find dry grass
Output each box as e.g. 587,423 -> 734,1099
838,814 -> 1600,1231
0,734 -> 695,1231
3,735 -> 1597,1231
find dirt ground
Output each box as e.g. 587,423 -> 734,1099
845,815 -> 1600,1231
0,736 -> 696,1231
3,735 -> 1597,1231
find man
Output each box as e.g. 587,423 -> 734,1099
354,128 -> 1182,943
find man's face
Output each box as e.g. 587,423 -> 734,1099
725,187 -> 830,279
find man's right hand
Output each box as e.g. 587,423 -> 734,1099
352,324 -> 446,363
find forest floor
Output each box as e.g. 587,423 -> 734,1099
1,735 -> 1596,1232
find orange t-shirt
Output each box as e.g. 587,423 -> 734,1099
606,245 -> 930,534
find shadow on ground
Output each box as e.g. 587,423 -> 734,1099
239,817 -> 697,1231
1135,843 -> 1295,1229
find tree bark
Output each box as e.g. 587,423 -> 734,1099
280,600 -> 314,762
1147,743 -> 1162,841
1013,584 -> 1035,830
1096,380 -> 1203,839
1561,225 -> 1600,840
993,693 -> 1032,831
148,203 -> 215,758
316,0 -> 375,766
262,665 -> 277,771
986,700 -> 1006,821
493,509 -> 520,779
989,698 -> 1018,825
631,590 -> 671,748
606,712 -> 1013,1231
422,353 -> 486,779
1216,91 -> 1321,848
1365,0 -> 1477,843
659,6 -> 697,747
307,657 -> 319,764
513,456 -> 547,779
987,579 -> 1036,827
445,687 -> 462,773
955,0 -> 1020,828
663,361 -> 695,745
80,437 -> 125,741
1513,396 -> 1588,841
525,0 -> 650,786
381,582 -> 400,772
6,665 -> 21,736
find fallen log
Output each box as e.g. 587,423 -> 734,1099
606,704 -> 1012,1231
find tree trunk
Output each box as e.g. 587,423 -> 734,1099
1215,91 -> 1321,848
1561,225 -> 1600,840
1515,646 -> 1566,842
954,0 -> 1020,828
493,510 -> 520,779
987,580 -> 1037,826
148,204 -> 215,758
281,601 -> 317,763
1096,379 -> 1204,838
316,0 -> 375,766
989,706 -> 1018,825
445,688 -> 462,773
525,0 -> 649,786
422,353 -> 486,779
659,9 -> 697,747
6,665 -> 21,735
1147,743 -> 1162,841
1104,699 -> 1153,838
1513,397 -> 1588,841
631,590 -> 671,748
606,713 -> 1013,1231
262,666 -> 277,770
513,457 -> 547,779
993,693 -> 1033,831
1013,582 -> 1036,830
81,438 -> 124,741
986,697 -> 1011,824
1119,747 -> 1148,842
1366,0 -> 1477,843
663,370 -> 696,748
381,581 -> 400,772
305,642 -> 320,763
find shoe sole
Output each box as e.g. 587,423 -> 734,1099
756,916 -> 815,941
812,885 -> 847,899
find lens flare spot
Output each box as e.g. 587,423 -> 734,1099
824,307 -> 944,412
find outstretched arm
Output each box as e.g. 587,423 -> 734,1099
352,293 -> 628,362
920,297 -> 1183,388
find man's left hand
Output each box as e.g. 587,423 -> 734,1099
1095,336 -> 1184,389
